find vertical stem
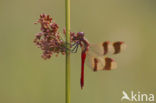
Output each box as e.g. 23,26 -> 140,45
65,0 -> 70,102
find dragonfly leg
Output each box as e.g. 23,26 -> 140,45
71,44 -> 79,53
61,41 -> 80,53
71,41 -> 80,53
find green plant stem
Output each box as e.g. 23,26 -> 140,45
65,0 -> 70,102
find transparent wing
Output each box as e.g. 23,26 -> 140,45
85,50 -> 117,71
89,41 -> 126,56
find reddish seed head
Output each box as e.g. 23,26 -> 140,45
34,14 -> 66,59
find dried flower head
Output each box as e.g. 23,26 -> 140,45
34,14 -> 66,59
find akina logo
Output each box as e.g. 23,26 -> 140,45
121,90 -> 154,102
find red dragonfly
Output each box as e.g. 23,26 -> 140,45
71,32 -> 126,89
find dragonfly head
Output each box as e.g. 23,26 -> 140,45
77,32 -> 84,40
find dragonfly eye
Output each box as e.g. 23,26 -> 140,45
77,32 -> 84,37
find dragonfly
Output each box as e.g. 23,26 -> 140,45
70,32 -> 126,89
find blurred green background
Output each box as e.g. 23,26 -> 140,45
0,0 -> 156,103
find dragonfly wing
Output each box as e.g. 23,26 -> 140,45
89,41 -> 126,56
85,50 -> 117,71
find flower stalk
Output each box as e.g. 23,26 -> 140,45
65,0 -> 71,102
